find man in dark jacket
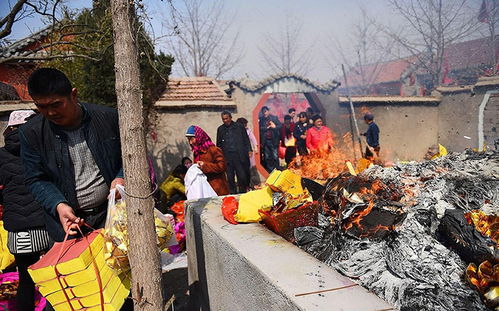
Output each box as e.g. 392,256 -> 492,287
19,68 -> 124,242
259,106 -> 281,173
216,111 -> 252,193
1,110 -> 51,311
361,113 -> 380,158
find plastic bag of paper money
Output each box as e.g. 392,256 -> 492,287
103,185 -> 175,273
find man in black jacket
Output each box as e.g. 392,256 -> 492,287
1,110 -> 51,311
259,106 -> 281,173
216,111 -> 252,193
19,68 -> 124,242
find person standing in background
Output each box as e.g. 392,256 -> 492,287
259,106 -> 281,173
236,117 -> 260,188
306,115 -> 334,153
216,111 -> 252,193
361,113 -> 380,158
288,108 -> 297,123
281,115 -> 297,166
186,125 -> 229,196
293,112 -> 310,156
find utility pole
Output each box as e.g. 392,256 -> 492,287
110,0 -> 165,310
342,64 -> 364,160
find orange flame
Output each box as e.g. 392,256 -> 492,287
465,210 -> 499,244
289,131 -> 355,180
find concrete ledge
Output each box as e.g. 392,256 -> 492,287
186,197 -> 395,311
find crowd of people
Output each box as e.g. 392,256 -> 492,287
0,67 -> 381,310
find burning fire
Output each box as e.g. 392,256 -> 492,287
289,132 -> 357,180
465,210 -> 499,244
322,174 -> 406,239
466,261 -> 499,309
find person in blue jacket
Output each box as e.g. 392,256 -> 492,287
361,113 -> 380,158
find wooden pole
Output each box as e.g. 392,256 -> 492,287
110,1 -> 165,310
342,64 -> 364,159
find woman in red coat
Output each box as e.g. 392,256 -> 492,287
306,115 -> 334,153
186,125 -> 229,196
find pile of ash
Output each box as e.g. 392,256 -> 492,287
296,150 -> 499,311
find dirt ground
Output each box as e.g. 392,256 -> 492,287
163,268 -> 190,311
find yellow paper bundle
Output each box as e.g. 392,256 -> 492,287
266,169 -> 304,195
28,230 -> 130,311
0,220 -> 15,271
235,186 -> 274,223
104,200 -> 174,272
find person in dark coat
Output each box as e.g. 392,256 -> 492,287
280,115 -> 297,166
259,106 -> 281,173
293,112 -> 310,156
186,125 -> 229,196
216,111 -> 252,193
0,110 -> 51,311
19,68 -> 124,242
361,113 -> 380,158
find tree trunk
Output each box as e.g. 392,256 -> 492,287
110,1 -> 164,310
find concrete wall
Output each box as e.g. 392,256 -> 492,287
185,197 -> 394,311
320,95 -> 440,161
437,89 -> 480,152
148,108 -> 237,181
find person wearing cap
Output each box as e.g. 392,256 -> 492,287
18,68 -> 124,242
361,113 -> 380,158
186,125 -> 229,195
306,114 -> 334,153
0,110 -> 51,311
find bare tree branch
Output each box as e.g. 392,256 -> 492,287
258,15 -> 314,76
161,0 -> 242,78
383,0 -> 480,89
0,0 -> 29,39
326,6 -> 397,94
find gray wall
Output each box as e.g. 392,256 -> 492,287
437,90 -> 481,151
320,94 -> 440,162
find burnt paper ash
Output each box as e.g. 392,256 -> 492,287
296,151 -> 499,311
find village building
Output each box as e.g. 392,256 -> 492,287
341,35 -> 499,97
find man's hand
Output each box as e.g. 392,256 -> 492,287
197,161 -> 205,168
56,203 -> 81,236
110,177 -> 125,199
268,121 -> 276,129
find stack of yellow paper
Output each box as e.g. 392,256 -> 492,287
235,186 -> 274,223
28,230 -> 130,311
266,169 -> 304,195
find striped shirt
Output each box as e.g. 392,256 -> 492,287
63,127 -> 109,210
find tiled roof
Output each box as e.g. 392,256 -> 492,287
338,95 -> 440,105
230,73 -> 340,93
445,36 -> 499,70
343,36 -> 499,88
155,77 -> 235,109
0,25 -> 52,60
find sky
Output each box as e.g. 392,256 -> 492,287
1,0 -> 485,82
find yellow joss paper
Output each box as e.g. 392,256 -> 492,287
235,186 -> 274,223
0,221 -> 15,271
28,230 -> 130,311
266,169 -> 303,195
